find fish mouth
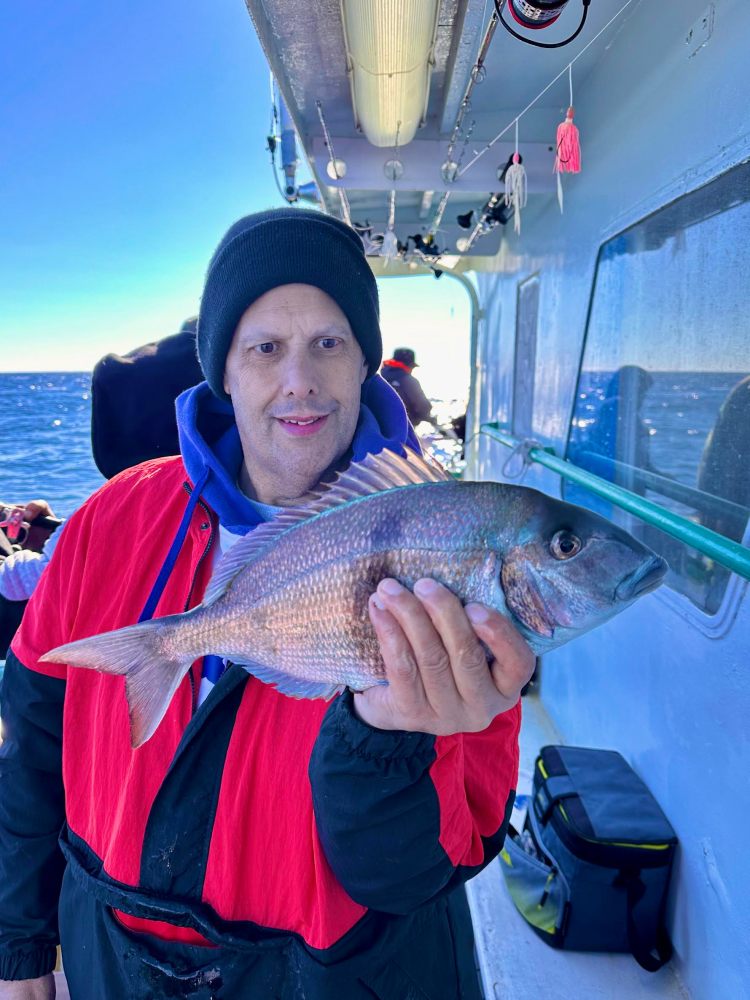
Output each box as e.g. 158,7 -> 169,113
615,555 -> 668,602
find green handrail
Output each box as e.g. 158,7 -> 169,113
479,422 -> 750,583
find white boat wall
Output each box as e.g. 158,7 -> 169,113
243,2 -> 749,997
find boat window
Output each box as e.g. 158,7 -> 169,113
512,274 -> 540,437
565,161 -> 750,615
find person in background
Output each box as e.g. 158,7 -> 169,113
0,319 -> 204,661
583,366 -> 658,477
90,316 -> 203,479
380,347 -> 435,428
0,208 -> 533,999
0,502 -> 62,659
697,373 -> 750,539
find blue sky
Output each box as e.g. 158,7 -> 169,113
2,0 -> 470,400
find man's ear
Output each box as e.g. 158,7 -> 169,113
223,372 -> 231,397
360,357 -> 368,385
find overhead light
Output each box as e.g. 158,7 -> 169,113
456,237 -> 471,253
325,158 -> 347,180
341,0 -> 440,148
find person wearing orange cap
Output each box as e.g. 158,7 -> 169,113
380,347 -> 435,428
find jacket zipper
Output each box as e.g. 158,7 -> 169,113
182,481 -> 217,709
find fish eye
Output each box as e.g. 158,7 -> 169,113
550,530 -> 582,560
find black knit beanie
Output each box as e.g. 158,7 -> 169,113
197,208 -> 382,400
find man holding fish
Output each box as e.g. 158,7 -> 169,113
0,208 -> 664,999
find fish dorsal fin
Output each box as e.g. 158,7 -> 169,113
202,447 -> 450,607
309,446 -> 451,501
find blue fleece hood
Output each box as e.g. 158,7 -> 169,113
176,377 -> 421,535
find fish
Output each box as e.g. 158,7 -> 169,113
40,449 -> 667,747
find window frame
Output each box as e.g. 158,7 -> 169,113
562,164 -> 750,627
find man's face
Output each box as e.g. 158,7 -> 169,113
223,283 -> 368,506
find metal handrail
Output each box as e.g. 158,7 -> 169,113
479,422 -> 750,583
575,451 -> 749,525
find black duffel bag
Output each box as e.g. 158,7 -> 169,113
500,745 -> 677,971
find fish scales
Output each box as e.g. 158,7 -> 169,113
215,479 -> 513,604
188,481 -> 504,686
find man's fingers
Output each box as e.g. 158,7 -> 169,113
375,579 -> 458,708
367,593 -> 426,717
413,580 -> 498,707
465,603 -> 535,701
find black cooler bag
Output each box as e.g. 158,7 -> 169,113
500,745 -> 677,971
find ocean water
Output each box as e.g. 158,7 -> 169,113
0,373 -> 468,517
568,370 -> 748,490
0,370 -> 747,522
0,373 -> 103,518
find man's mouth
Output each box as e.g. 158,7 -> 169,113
276,414 -> 330,436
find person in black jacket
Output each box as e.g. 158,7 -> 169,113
0,209 -> 533,1000
380,347 -> 436,428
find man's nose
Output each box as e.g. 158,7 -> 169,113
281,351 -> 319,397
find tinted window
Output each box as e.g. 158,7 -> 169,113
566,163 -> 750,614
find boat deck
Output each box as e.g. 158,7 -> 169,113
465,694 -> 690,1000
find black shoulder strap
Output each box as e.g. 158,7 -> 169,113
621,871 -> 673,972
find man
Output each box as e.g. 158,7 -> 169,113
380,347 -> 435,427
0,208 -> 533,1000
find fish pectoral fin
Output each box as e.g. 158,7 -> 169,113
234,659 -> 343,701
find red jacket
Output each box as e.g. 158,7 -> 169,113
1,457 -> 520,998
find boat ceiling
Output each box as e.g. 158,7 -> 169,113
244,0 -> 633,266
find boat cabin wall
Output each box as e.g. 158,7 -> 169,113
466,2 -> 750,997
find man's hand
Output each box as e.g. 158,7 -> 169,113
0,974 -> 55,999
354,578 -> 534,735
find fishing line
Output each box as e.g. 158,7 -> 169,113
315,99 -> 353,226
456,0 -> 639,180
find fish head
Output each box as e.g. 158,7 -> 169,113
497,490 -> 667,648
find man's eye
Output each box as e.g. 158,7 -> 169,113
319,337 -> 340,349
255,342 -> 276,355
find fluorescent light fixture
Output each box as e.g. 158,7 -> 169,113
341,0 -> 440,148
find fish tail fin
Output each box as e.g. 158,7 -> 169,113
39,615 -> 193,748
